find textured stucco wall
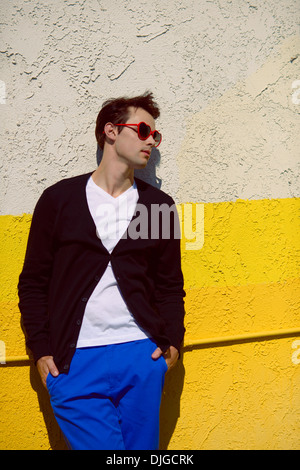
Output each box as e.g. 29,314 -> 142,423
0,0 -> 300,450
176,35 -> 300,203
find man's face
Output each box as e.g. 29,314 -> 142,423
114,107 -> 157,169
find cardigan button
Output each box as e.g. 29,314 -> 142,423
81,297 -> 88,302
63,364 -> 69,370
76,319 -> 81,325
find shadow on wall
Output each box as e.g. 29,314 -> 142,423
159,355 -> 185,450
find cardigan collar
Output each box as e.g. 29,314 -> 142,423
80,171 -> 152,206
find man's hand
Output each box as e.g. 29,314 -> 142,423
151,346 -> 179,371
36,356 -> 59,389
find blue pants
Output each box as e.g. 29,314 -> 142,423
46,338 -> 168,450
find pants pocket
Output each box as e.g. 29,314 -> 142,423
46,372 -> 54,392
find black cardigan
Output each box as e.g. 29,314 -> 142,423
18,172 -> 186,373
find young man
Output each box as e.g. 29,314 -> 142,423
18,92 -> 186,450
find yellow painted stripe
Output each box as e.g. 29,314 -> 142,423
0,197 -> 299,356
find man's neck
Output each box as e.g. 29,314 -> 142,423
92,151 -> 134,198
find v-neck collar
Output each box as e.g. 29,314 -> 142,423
88,174 -> 137,202
80,171 -> 146,255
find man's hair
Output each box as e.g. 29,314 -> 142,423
95,91 -> 160,149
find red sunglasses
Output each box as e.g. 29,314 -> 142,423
115,122 -> 162,147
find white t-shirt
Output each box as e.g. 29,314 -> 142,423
76,176 -> 149,348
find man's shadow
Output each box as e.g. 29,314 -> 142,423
159,354 -> 185,450
27,146 -> 185,450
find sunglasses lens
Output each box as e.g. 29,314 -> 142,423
153,131 -> 162,147
138,122 -> 151,139
137,122 -> 162,147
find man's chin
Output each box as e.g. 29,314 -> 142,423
133,160 -> 148,170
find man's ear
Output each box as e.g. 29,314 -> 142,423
103,122 -> 118,143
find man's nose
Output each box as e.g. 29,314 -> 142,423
146,134 -> 155,147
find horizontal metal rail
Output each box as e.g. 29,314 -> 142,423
1,327 -> 300,364
183,326 -> 300,349
2,355 -> 32,364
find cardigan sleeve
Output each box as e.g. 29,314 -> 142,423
18,188 -> 57,363
153,199 -> 186,352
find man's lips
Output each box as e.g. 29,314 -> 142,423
142,150 -> 150,156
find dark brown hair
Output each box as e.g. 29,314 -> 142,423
95,91 -> 160,149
